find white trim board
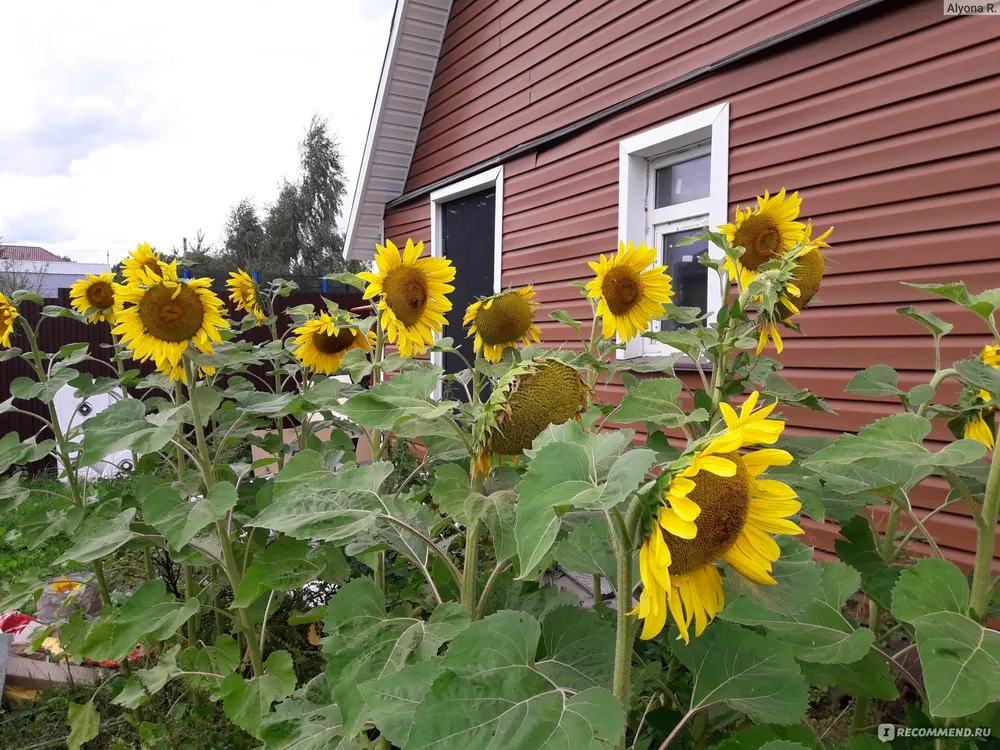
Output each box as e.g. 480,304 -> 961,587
429,166 -> 504,398
616,102 -> 730,359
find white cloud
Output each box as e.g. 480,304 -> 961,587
0,0 -> 394,263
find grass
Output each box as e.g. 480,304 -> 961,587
0,478 -> 78,588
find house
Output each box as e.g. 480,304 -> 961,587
0,245 -> 111,298
344,0 -> 1000,572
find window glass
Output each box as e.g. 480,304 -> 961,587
654,154 -> 710,208
660,228 -> 708,331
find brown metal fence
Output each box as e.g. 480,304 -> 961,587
0,288 -> 364,455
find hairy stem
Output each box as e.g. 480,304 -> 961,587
612,497 -> 642,710
462,521 -> 482,618
970,447 -> 1000,622
593,574 -> 602,605
375,551 -> 386,593
92,559 -> 113,608
184,565 -> 198,646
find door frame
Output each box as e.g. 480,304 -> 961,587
428,166 -> 504,398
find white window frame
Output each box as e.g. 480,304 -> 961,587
428,166 -> 504,398
616,103 -> 729,359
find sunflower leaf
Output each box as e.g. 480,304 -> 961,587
723,561 -> 873,663
905,282 -> 1000,325
897,306 -> 953,339
799,650 -> 899,700
407,610 -> 624,750
723,538 -> 821,615
78,398 -> 181,466
956,357 -> 1000,398
834,516 -> 901,612
338,369 -> 457,428
66,701 -> 100,750
0,432 -> 55,474
144,481 -> 238,552
550,309 -> 584,332
671,620 -> 808,724
222,651 -> 298,738
515,422 -> 655,578
891,559 -> 1000,717
845,365 -> 901,397
615,376 -> 708,427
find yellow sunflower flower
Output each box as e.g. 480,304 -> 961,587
633,392 -> 801,642
357,239 -> 455,358
292,312 -> 374,375
463,287 -> 542,364
965,345 -> 1000,449
227,269 -> 265,322
965,416 -> 994,450
720,188 -> 806,272
156,357 -> 216,384
586,241 -> 673,342
0,292 -> 18,348
121,242 -> 178,286
69,272 -> 124,324
113,276 -> 229,370
776,224 -> 833,320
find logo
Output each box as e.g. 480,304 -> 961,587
878,724 -> 896,742
877,724 -> 992,741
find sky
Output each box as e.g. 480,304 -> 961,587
0,0 -> 395,264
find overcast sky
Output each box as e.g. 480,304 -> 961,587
0,0 -> 394,264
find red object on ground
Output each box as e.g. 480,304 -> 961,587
0,611 -> 39,635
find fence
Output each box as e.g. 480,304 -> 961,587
0,287 -> 364,454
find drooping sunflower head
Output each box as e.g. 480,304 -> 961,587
113,277 -> 229,369
633,392 -> 801,642
474,359 -> 590,477
463,287 -> 541,364
0,291 -> 18,349
69,272 -> 124,324
721,189 -> 807,272
121,242 -> 178,286
963,345 -> 1000,449
227,269 -> 265,322
357,239 -> 455,358
292,312 -> 374,375
585,241 -> 673,342
776,224 -> 833,320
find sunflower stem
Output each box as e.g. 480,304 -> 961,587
592,574 -> 602,605
970,446 -> 1000,623
462,520 -> 482,618
612,496 -> 642,712
692,710 -> 709,749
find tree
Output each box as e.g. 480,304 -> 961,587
221,200 -> 268,272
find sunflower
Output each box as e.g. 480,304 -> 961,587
464,287 -> 542,364
720,189 -> 806,273
633,392 -> 801,642
69,272 -> 124,324
357,239 -> 455,358
113,276 -> 229,370
586,241 -> 673,342
227,269 -> 265,322
292,312 -> 374,375
473,359 -> 590,478
156,356 -> 216,384
776,223 -> 833,320
964,345 -> 1000,449
0,292 -> 18,348
121,242 -> 178,286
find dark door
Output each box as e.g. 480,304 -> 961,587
441,188 -> 496,397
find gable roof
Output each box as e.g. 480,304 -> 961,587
344,0 -> 453,261
0,244 -> 63,262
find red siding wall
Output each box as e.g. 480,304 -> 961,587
384,0 -> 1000,570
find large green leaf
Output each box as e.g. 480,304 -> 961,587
259,677 -> 355,750
222,650 -> 298,738
67,701 -> 100,750
66,579 -> 199,661
432,464 -> 486,528
0,432 -> 55,474
338,369 -> 457,428
325,580 -> 471,736
845,365 -> 901,398
482,574 -> 581,620
359,660 -> 444,747
249,459 -> 393,543
805,413 -> 985,468
905,281 -> 1000,325
515,423 -> 654,577
535,606 -> 615,691
79,398 -> 180,466
407,610 -> 624,749
710,725 -> 819,750
180,635 -> 242,698
798,650 -> 899,700
834,516 -> 901,611
554,519 -> 619,595
897,306 -> 953,339
891,558 -> 1000,717
723,539 -> 822,615
10,366 -> 79,404
232,537 -> 325,608
614,376 -> 708,428
723,561 -> 872,663
113,645 -> 182,708
143,481 -> 238,551
671,621 -> 808,724
956,357 -> 1000,398
54,505 -> 136,564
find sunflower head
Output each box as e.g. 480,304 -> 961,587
463,287 -> 541,364
982,345 -> 1000,369
777,223 -> 832,320
292,312 -> 374,375
474,359 -> 591,477
69,272 -> 124,324
0,292 -> 18,349
720,189 -> 806,271
113,277 -> 229,369
121,242 -> 178,286
227,269 -> 265,322
633,392 -> 801,642
357,239 -> 455,358
585,241 -> 673,342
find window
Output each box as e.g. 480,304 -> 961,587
429,167 -> 503,399
616,103 -> 729,359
